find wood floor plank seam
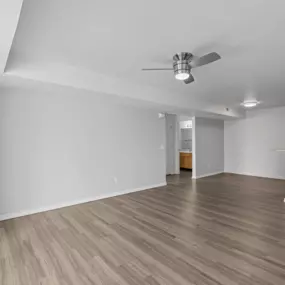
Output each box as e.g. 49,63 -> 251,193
0,172 -> 285,284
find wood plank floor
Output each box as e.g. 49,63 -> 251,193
1,172 -> 285,285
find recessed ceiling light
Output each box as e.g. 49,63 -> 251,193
241,100 -> 260,108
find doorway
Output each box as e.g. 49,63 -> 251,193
178,116 -> 193,177
165,114 -> 195,178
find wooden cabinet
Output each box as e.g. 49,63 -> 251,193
180,153 -> 192,169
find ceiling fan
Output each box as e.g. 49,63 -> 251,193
142,52 -> 221,84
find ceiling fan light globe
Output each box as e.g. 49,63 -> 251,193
175,73 -> 190,80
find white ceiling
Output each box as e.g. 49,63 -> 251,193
2,0 -> 285,118
0,0 -> 22,73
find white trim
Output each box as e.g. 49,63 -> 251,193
0,182 -> 166,221
192,117 -> 196,179
192,171 -> 224,179
224,171 -> 285,180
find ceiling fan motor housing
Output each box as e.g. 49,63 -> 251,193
173,52 -> 193,79
173,60 -> 191,77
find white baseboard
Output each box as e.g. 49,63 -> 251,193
0,182 -> 166,222
192,171 -> 224,179
224,171 -> 285,180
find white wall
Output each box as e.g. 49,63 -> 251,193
179,120 -> 192,129
180,128 -> 192,150
0,88 -> 166,220
193,117 -> 224,178
224,107 -> 285,179
165,114 -> 179,175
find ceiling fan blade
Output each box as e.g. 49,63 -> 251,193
191,52 -> 221,68
184,74 -> 194,84
142,68 -> 173,71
